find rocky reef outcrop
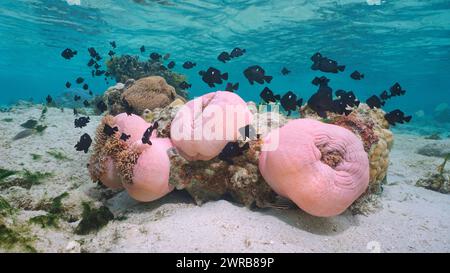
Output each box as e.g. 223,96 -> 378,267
103,76 -> 184,116
106,55 -> 188,99
89,91 -> 395,216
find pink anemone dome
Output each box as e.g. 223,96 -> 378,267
170,91 -> 253,161
258,118 -> 369,217
123,138 -> 174,202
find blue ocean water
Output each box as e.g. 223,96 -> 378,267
0,0 -> 449,118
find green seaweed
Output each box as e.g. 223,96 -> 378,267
40,106 -> 48,121
0,196 -> 14,216
46,150 -> 71,161
1,118 -> 13,122
29,192 -> 69,229
437,153 -> 450,175
74,202 -> 114,235
21,170 -> 53,188
0,222 -> 36,252
30,153 -> 42,160
0,168 -> 17,181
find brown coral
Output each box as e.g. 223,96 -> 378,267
121,76 -> 177,115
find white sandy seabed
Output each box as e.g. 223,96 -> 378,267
0,105 -> 449,253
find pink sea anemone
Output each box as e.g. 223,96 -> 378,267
123,138 -> 174,202
259,118 -> 369,217
170,91 -> 253,161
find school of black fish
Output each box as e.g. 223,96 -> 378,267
57,42 -> 411,156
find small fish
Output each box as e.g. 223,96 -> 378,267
108,50 -> 115,57
260,87 -> 280,103
74,95 -> 81,101
140,45 -> 145,53
73,108 -> 78,116
95,70 -> 106,76
88,47 -> 100,59
83,83 -> 89,90
350,70 -> 364,80
76,77 -> 84,84
122,98 -> 133,115
280,91 -> 303,116
380,90 -> 390,101
389,82 -> 406,97
310,52 -> 345,73
167,61 -> 175,69
335,90 -> 360,108
87,59 -> 95,67
65,81 -> 71,88
182,61 -> 196,69
142,122 -> 159,145
46,95 -> 53,104
307,87 -> 334,118
225,82 -> 239,92
74,116 -> 90,128
110,41 -> 116,48
120,133 -> 131,141
332,99 -> 352,115
96,101 -> 107,113
239,125 -> 257,140
89,90 -> 93,96
218,51 -> 231,63
199,67 -> 228,88
94,63 -> 101,69
159,65 -> 167,71
384,109 -> 412,126
243,65 -> 273,85
230,47 -> 246,58
179,81 -> 192,89
311,77 -> 330,87
61,48 -> 77,60
83,100 -> 90,107
218,142 -> 249,164
150,52 -> 162,61
163,53 -> 170,60
74,133 -> 92,153
103,124 -> 118,137
365,95 -> 385,109
281,67 -> 291,75
91,70 -> 95,77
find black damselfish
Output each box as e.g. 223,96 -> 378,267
389,82 -> 406,97
199,67 -> 228,88
243,65 -> 273,85
280,91 -> 303,116
260,87 -> 280,103
311,52 -> 345,73
230,47 -> 246,58
61,48 -> 77,60
281,67 -> 291,75
142,122 -> 159,145
350,70 -> 364,80
96,101 -> 107,113
218,142 -> 249,165
182,61 -> 196,69
76,77 -> 84,84
179,81 -> 192,89
225,82 -> 239,92
366,95 -> 385,109
74,133 -> 92,153
167,61 -> 175,69
384,109 -> 412,126
74,116 -> 90,128
103,124 -> 118,137
218,51 -> 231,63
120,133 -> 131,141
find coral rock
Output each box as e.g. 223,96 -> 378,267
121,76 -> 177,116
